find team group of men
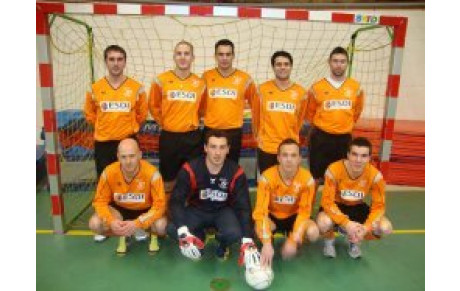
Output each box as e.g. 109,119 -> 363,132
85,39 -> 393,271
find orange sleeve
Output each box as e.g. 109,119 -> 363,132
92,171 -> 116,226
364,174 -> 386,230
199,83 -> 207,118
288,177 -> 315,243
148,80 -> 163,126
250,86 -> 261,138
321,170 -> 350,227
305,88 -> 317,123
252,176 -> 272,244
135,87 -> 148,125
354,89 -> 364,122
134,171 -> 167,229
245,79 -> 256,106
298,93 -> 308,127
84,91 -> 97,125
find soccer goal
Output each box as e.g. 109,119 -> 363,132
36,2 -> 407,233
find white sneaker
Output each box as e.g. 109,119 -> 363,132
94,234 -> 107,242
323,240 -> 336,258
348,243 -> 362,259
134,229 -> 148,241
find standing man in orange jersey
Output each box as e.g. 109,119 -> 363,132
252,51 -> 308,174
202,39 -> 257,164
149,41 -> 206,197
85,45 -> 148,179
306,46 -> 364,188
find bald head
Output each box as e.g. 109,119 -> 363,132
118,138 -> 140,153
117,138 -> 141,175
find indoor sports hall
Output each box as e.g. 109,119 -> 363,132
36,1 -> 425,290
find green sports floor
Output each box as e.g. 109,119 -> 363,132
36,189 -> 424,291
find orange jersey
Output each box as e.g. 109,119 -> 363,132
321,160 -> 386,229
306,78 -> 364,134
253,80 -> 307,154
202,68 -> 256,129
148,71 -> 205,132
92,160 -> 166,229
84,77 -> 148,141
253,165 -> 315,243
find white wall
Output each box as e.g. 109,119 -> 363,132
358,9 -> 425,121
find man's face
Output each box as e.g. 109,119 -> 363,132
347,145 -> 371,173
105,50 -> 126,77
329,53 -> 348,78
277,144 -> 301,174
204,137 -> 229,167
273,56 -> 292,81
215,45 -> 234,71
174,44 -> 194,71
118,144 -> 141,174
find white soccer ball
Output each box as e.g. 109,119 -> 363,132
245,266 -> 274,290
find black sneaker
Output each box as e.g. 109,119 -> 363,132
216,243 -> 230,261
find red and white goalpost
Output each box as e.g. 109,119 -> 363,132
36,1 -> 407,233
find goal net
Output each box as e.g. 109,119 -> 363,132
46,9 -> 394,229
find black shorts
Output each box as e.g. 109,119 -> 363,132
308,127 -> 351,180
159,129 -> 203,182
167,207 -> 242,248
204,126 -> 242,164
94,135 -> 138,178
270,214 -> 297,234
110,203 -> 149,221
257,148 -> 278,174
320,203 -> 370,224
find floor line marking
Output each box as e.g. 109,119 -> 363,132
36,229 -> 425,236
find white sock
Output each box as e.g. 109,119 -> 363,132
324,239 -> 335,246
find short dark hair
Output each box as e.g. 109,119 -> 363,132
204,130 -> 229,146
348,137 -> 372,156
104,45 -> 127,61
271,50 -> 293,67
215,39 -> 235,55
277,138 -> 300,155
329,46 -> 349,61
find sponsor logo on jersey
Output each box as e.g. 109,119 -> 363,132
191,79 -> 201,88
274,195 -> 296,205
210,178 -> 216,184
218,178 -> 228,189
209,88 -> 238,99
292,182 -> 301,194
344,88 -> 354,98
167,90 -> 197,102
340,189 -> 365,201
100,101 -> 131,112
200,189 -> 228,202
324,99 -> 352,110
267,101 -> 296,113
136,180 -> 145,191
124,88 -> 133,97
115,192 -> 146,203
233,76 -> 242,85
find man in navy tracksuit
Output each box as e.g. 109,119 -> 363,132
168,130 -> 260,266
